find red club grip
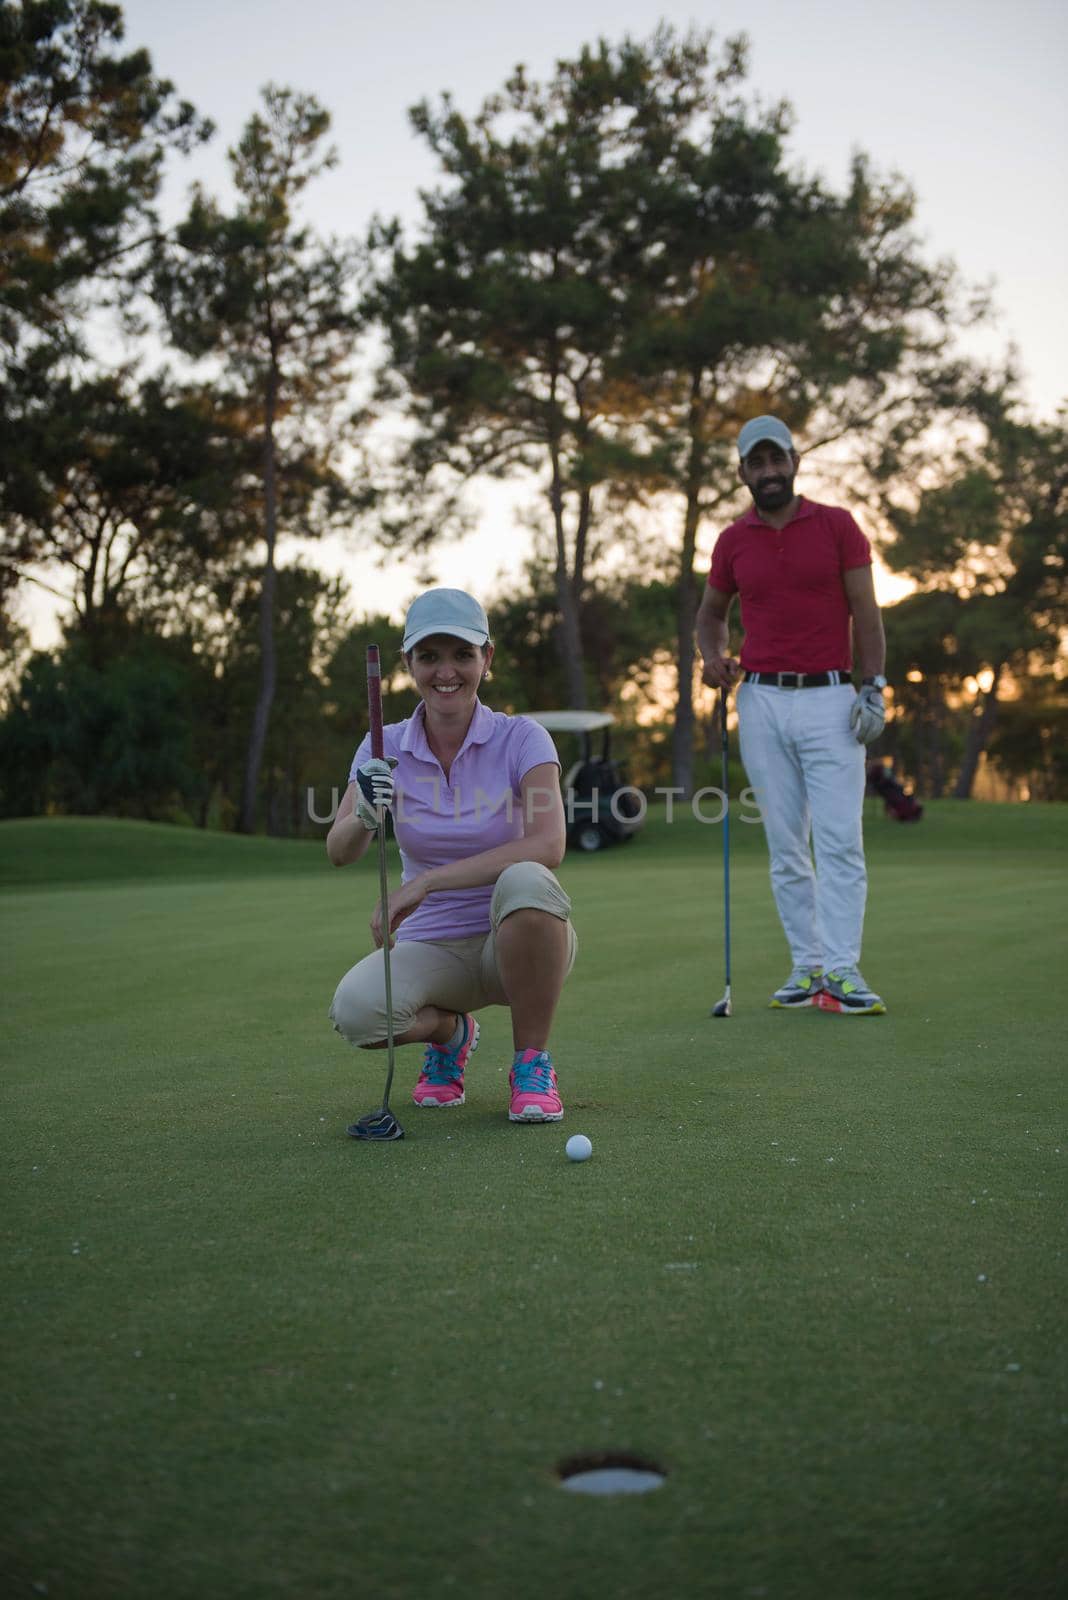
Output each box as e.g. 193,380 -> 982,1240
366,645 -> 384,761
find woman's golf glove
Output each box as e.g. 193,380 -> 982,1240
355,757 -> 397,830
850,685 -> 886,746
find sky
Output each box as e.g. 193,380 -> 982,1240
22,0 -> 1068,644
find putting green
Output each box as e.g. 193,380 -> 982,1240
2,806 -> 1065,1599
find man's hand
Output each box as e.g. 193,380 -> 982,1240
701,653 -> 741,691
355,757 -> 397,830
850,685 -> 885,745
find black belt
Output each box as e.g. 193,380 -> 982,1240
743,670 -> 850,688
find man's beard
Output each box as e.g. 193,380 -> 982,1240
751,474 -> 795,511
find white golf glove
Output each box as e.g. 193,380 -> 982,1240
850,685 -> 886,746
354,757 -> 397,830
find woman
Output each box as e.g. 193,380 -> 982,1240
327,587 -> 577,1124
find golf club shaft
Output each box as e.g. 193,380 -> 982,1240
720,689 -> 732,1002
366,646 -> 396,1110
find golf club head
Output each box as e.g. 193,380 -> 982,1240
710,996 -> 732,1018
347,1108 -> 405,1142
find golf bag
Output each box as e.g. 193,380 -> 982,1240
866,761 -> 923,823
568,753 -> 643,848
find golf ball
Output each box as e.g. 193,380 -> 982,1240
566,1134 -> 593,1163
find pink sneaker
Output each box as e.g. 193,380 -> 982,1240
412,1015 -> 480,1107
508,1050 -> 563,1123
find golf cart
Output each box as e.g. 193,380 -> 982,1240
527,711 -> 645,853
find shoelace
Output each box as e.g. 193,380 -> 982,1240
828,968 -> 865,990
420,1044 -> 464,1084
512,1054 -> 553,1093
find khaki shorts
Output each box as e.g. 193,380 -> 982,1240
329,860 -> 577,1047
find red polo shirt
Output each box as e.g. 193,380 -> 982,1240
708,498 -> 871,673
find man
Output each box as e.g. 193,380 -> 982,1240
696,415 -> 888,1015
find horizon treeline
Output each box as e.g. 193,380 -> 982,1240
1,3 -> 1064,828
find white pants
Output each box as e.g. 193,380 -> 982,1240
737,681 -> 867,974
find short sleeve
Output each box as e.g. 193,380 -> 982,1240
837,509 -> 872,570
708,529 -> 737,594
348,724 -> 403,782
510,717 -> 561,786
347,734 -> 371,785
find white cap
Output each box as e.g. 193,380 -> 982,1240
402,588 -> 491,652
737,415 -> 794,460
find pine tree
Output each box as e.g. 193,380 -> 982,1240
0,0 -> 209,353
153,86 -> 362,833
363,26 -> 967,784
1,0 -> 210,639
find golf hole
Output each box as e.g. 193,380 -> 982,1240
557,1452 -> 667,1496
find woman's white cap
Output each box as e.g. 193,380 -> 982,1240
402,588 -> 491,652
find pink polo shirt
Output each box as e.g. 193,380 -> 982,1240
708,498 -> 871,673
349,700 -> 559,942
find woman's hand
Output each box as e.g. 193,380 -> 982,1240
371,875 -> 431,947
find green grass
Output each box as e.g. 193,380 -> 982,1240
2,807 -> 1066,1600
0,815 -> 322,890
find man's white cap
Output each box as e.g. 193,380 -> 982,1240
738,415 -> 795,460
402,588 -> 491,652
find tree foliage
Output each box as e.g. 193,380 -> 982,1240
882,387 -> 1067,797
0,368 -> 248,637
153,84 -> 363,832
0,624 -> 210,818
0,1 -> 211,649
0,0 -> 209,354
363,25 -> 972,790
613,134 -> 964,791
363,36 -> 684,707
1,13 -> 1061,823
986,680 -> 1068,801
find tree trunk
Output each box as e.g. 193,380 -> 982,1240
239,363 -> 280,834
573,485 -> 592,606
916,692 -> 938,799
549,445 -> 587,709
672,496 -> 702,796
930,693 -> 946,799
953,665 -> 1003,799
671,375 -> 706,795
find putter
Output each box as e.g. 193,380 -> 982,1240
347,644 -> 404,1142
710,688 -> 732,1018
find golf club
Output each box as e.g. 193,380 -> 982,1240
347,644 -> 404,1142
710,688 -> 732,1018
